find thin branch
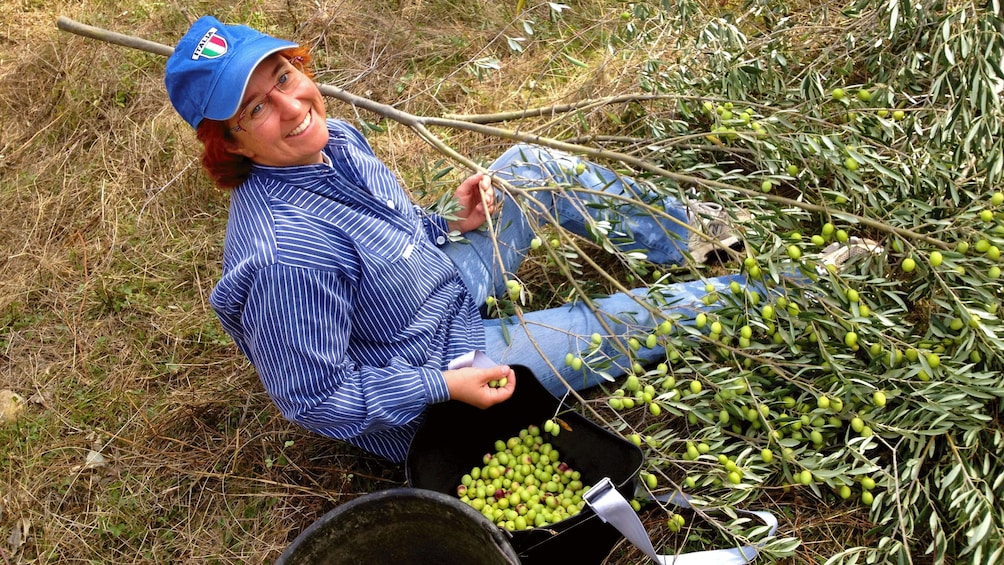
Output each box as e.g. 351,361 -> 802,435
441,93 -> 677,124
56,16 -> 174,57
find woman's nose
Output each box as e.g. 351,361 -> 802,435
271,89 -> 303,117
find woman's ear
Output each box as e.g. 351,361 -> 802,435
225,137 -> 254,160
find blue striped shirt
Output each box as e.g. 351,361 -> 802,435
210,119 -> 485,462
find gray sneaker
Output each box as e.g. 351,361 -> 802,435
818,237 -> 884,271
688,202 -> 749,263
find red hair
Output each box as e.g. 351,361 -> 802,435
195,47 -> 315,189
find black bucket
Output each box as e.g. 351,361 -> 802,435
275,487 -> 521,565
407,365 -> 644,565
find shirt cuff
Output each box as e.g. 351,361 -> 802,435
420,366 -> 451,404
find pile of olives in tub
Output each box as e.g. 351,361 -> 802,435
454,419 -> 589,531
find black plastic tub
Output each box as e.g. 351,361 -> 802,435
407,365 -> 644,565
275,487 -> 521,565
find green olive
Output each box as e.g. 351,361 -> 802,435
844,331 -> 858,348
851,417 -> 865,433
761,304 -> 775,320
926,353 -> 941,369
625,375 -> 641,392
873,391 -> 887,407
644,472 -> 658,490
695,313 -> 708,329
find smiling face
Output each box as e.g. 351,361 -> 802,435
227,55 -> 329,167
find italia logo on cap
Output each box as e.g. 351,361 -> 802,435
191,27 -> 228,60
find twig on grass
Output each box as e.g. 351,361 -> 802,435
56,17 -> 173,57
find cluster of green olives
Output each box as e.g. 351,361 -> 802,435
455,422 -> 589,531
487,376 -> 509,388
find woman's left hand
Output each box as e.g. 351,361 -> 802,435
442,364 -> 515,409
447,173 -> 497,234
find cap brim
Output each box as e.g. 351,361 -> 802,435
202,36 -> 299,122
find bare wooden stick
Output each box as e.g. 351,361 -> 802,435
56,16 -> 174,57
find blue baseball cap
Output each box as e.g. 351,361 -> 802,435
165,16 -> 298,129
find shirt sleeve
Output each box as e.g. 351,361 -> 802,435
239,263 -> 452,440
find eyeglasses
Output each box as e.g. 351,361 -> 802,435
231,57 -> 305,133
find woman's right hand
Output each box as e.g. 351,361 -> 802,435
442,364 -> 515,408
446,174 -> 497,234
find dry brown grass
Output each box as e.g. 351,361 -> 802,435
0,0 -> 867,562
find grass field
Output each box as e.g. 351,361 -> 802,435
4,0 -> 1003,563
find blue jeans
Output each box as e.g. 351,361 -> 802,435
442,144 -> 745,397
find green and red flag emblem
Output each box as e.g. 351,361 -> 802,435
191,28 -> 228,60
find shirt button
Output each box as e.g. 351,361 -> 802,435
436,236 -> 446,245
386,199 -> 396,209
